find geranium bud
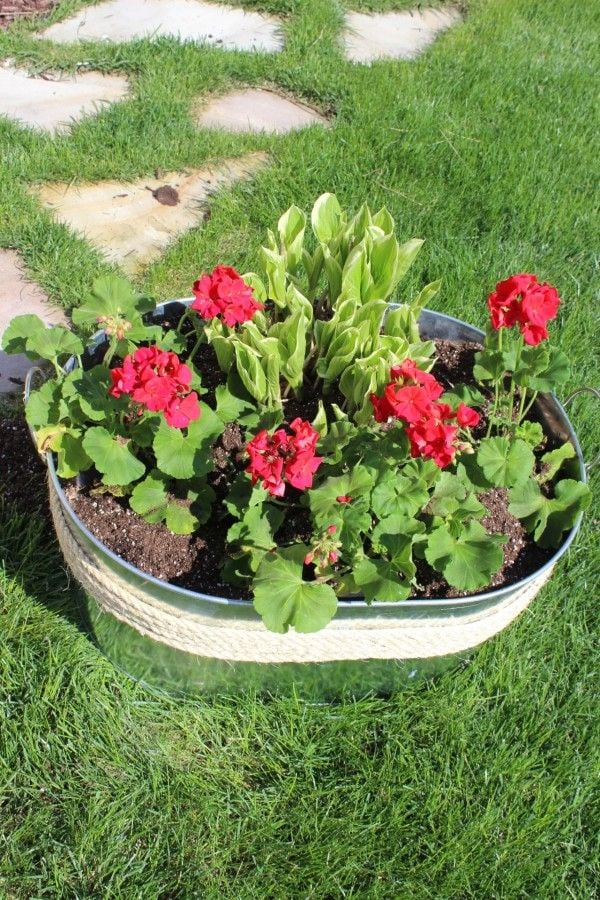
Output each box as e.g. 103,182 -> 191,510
326,524 -> 337,535
304,551 -> 314,566
328,550 -> 339,564
336,495 -> 351,504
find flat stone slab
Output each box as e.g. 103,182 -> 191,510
343,7 -> 461,64
0,63 -> 129,132
31,152 -> 269,275
40,0 -> 283,53
196,88 -> 328,134
0,250 -> 66,394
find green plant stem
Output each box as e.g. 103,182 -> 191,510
516,388 -> 528,426
187,331 -> 205,364
507,336 -> 523,426
176,309 -> 192,335
521,390 -> 539,420
486,327 -> 504,435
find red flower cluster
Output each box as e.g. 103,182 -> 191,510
487,273 -> 560,345
246,418 -> 323,497
192,265 -> 263,327
370,360 -> 480,468
109,346 -> 200,428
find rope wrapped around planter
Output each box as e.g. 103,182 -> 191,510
50,482 -> 552,665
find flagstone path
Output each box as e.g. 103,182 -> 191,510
40,0 -> 284,53
343,7 -> 461,64
196,88 -> 328,134
0,250 -> 66,393
0,63 -> 129,132
0,2 -> 463,393
32,153 -> 269,275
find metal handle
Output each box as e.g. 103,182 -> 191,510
23,365 -> 49,465
563,387 -> 600,473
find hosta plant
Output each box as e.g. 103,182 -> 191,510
3,195 -> 591,634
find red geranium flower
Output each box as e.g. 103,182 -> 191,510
455,403 -> 481,428
109,346 -> 200,429
487,274 -> 560,345
370,361 -> 479,468
406,418 -> 458,469
370,359 -> 443,424
246,419 -> 322,497
192,265 -> 263,327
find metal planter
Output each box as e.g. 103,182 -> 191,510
45,308 -> 589,699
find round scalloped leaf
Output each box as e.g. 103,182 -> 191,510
253,545 -> 338,634
477,437 -> 534,488
83,426 -> 145,486
425,521 -> 505,592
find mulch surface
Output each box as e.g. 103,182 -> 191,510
0,0 -> 56,29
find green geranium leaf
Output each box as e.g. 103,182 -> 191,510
130,471 -> 169,523
527,347 -> 570,393
507,478 -> 544,521
510,478 -> 590,549
538,441 -> 576,484
26,326 -> 83,364
477,437 -> 534,488
62,366 -> 116,423
153,403 -> 224,480
1,314 -> 46,357
309,465 -> 374,526
534,479 -> 591,548
515,420 -> 544,449
425,521 -> 505,592
253,545 -> 338,633
370,471 -> 428,519
227,503 -> 284,571
72,275 -> 147,328
224,475 -> 267,519
55,429 -> 92,478
25,379 -> 62,428
164,503 -> 198,535
512,344 -> 550,386
156,329 -> 188,354
83,426 -> 145,486
215,383 -> 256,425
473,349 -> 505,383
353,557 -> 412,603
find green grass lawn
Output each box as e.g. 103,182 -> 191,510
1,0 -> 599,896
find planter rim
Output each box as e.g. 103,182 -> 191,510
44,304 -> 588,612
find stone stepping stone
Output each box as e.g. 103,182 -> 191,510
40,0 -> 283,53
0,63 -> 129,132
343,7 -> 461,64
196,88 -> 328,134
0,249 -> 66,394
31,152 -> 269,275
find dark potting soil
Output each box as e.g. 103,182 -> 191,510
0,416 -> 48,517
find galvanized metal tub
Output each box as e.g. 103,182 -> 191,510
44,307 -> 589,699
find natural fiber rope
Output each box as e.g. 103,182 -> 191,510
50,483 -> 552,664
